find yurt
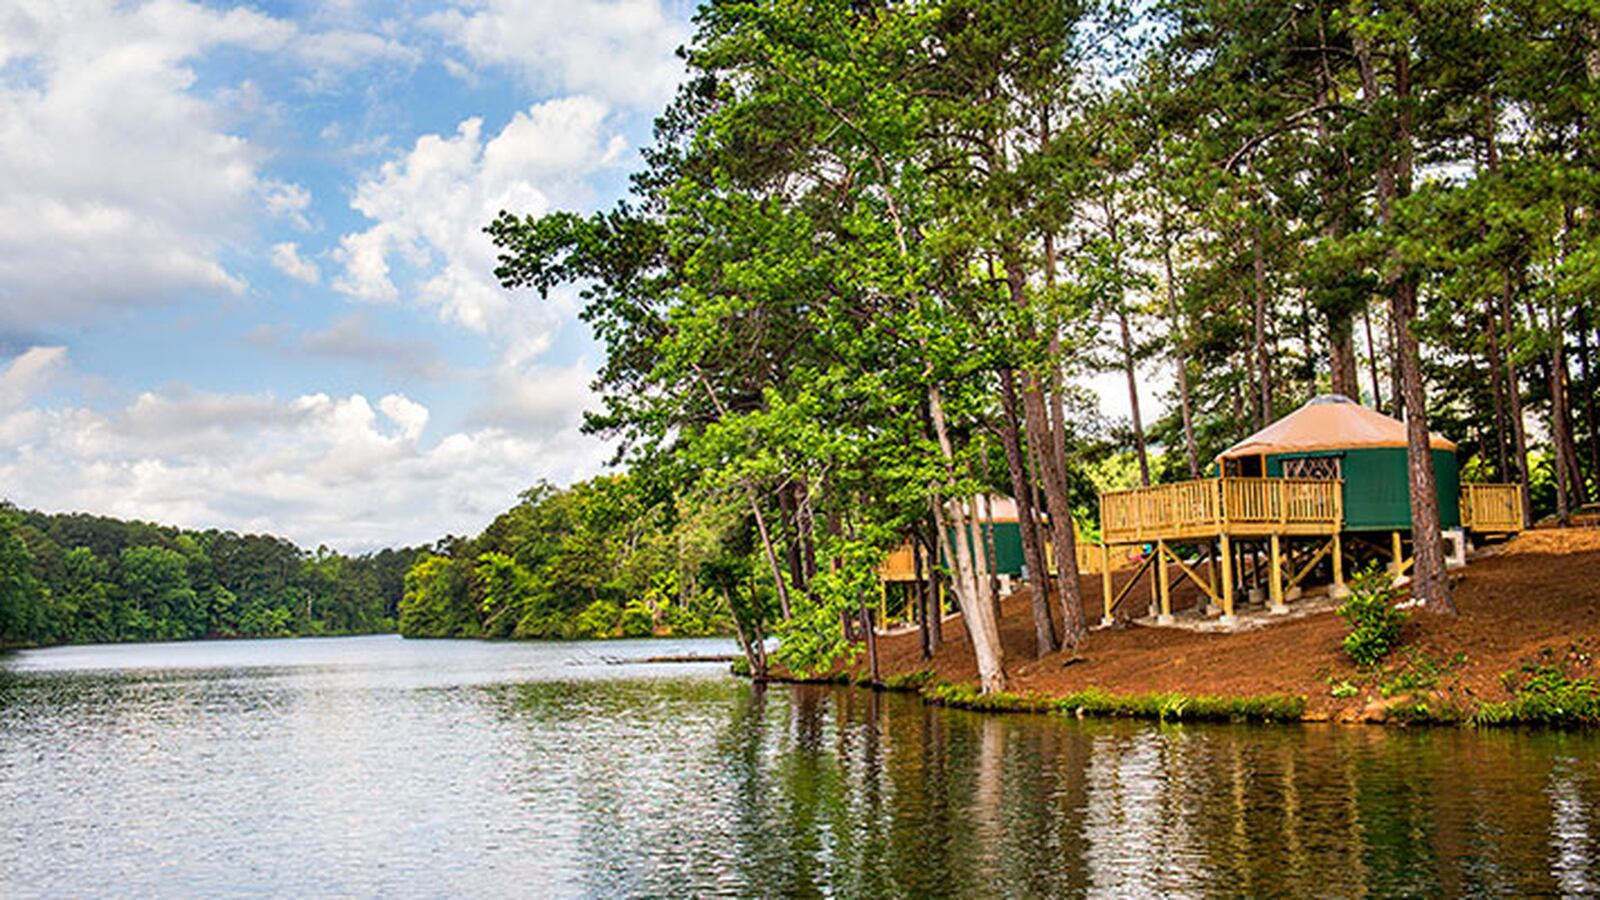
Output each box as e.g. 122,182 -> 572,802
1216,394 -> 1461,532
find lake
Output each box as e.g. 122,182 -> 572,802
2,635 -> 1597,897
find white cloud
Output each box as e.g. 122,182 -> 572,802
0,368 -> 607,550
270,242 -> 321,284
0,345 -> 68,411
0,0 -> 418,331
0,0 -> 284,328
469,358 -> 595,431
333,97 -> 626,360
426,0 -> 688,110
264,181 -> 314,230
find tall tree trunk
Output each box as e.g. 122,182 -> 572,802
1501,270 -> 1535,526
1355,32 -> 1453,613
693,367 -> 794,620
859,602 -> 879,686
1251,219 -> 1273,426
1363,304 -> 1383,409
778,483 -> 807,594
1329,314 -> 1360,399
1485,296 -> 1512,480
913,534 -> 931,660
1106,200 -> 1150,485
1161,218 -> 1202,479
920,527 -> 943,651
1577,306 -> 1599,484
979,482 -> 1002,621
928,383 -> 1007,693
1118,306 -> 1150,485
1002,254 -> 1089,648
999,369 -> 1056,656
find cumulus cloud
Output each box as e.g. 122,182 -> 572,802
333,97 -> 626,361
270,242 -> 321,283
425,0 -> 688,110
0,345 -> 68,411
468,358 -> 595,431
0,365 -> 606,549
0,0 -> 418,331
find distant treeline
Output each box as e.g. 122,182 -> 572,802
397,476 -> 732,641
0,503 -> 423,647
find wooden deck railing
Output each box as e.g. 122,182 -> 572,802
1100,477 -> 1342,544
1460,483 -> 1523,533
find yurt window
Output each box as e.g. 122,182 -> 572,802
1282,456 -> 1342,481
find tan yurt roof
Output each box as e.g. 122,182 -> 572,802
1217,394 -> 1457,460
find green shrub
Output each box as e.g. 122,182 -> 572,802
1338,565 -> 1408,667
619,601 -> 655,638
574,600 -> 621,639
1330,680 -> 1359,699
1474,665 -> 1600,726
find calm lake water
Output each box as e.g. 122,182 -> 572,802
3,635 -> 1598,898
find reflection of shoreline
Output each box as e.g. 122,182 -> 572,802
746,684 -> 1600,897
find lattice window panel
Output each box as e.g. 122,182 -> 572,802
1281,456 -> 1342,480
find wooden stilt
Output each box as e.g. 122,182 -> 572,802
879,580 -> 888,626
1268,533 -> 1287,614
1156,540 -> 1173,625
1100,544 -> 1113,627
1219,534 -> 1236,625
1390,530 -> 1403,576
1330,533 -> 1349,599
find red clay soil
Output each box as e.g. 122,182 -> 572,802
866,528 -> 1600,720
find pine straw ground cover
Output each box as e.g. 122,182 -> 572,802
808,529 -> 1600,728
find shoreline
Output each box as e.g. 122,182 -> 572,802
743,528 -> 1600,730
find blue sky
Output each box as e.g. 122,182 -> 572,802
0,0 -> 1145,551
0,0 -> 699,549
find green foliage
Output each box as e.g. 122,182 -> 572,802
0,509 -> 45,645
398,555 -> 476,639
0,502 -> 419,647
619,601 -> 656,638
397,475 -> 736,642
574,600 -> 621,639
1378,650 -> 1464,698
1338,566 -> 1409,668
1474,665 -> 1600,727
920,680 -> 1306,722
1330,680 -> 1360,699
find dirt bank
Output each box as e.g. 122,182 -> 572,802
862,528 -> 1600,722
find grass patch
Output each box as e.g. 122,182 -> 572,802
920,681 -> 1059,713
920,681 -> 1305,723
881,669 -> 937,691
1473,664 -> 1600,727
1055,689 -> 1306,723
1378,650 -> 1465,698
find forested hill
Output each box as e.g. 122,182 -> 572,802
0,503 -> 423,648
395,476 -> 733,641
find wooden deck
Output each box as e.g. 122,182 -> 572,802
1099,477 -> 1342,546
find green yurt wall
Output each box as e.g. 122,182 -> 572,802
1265,448 -> 1461,531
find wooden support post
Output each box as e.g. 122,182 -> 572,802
1219,534 -> 1236,625
1208,550 -> 1221,615
1390,530 -> 1403,577
1330,533 -> 1349,599
1100,544 -> 1113,627
1268,533 -> 1287,615
1156,540 -> 1173,625
879,580 -> 888,626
